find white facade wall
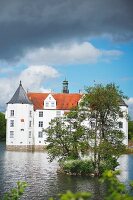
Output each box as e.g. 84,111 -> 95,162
34,109 -> 65,145
118,105 -> 128,145
33,94 -> 66,146
6,104 -> 34,146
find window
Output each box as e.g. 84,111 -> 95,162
119,111 -> 123,118
29,111 -> 32,117
10,120 -> 14,127
51,102 -> 55,107
39,111 -> 43,117
29,121 -> 32,127
73,122 -> 77,129
90,121 -> 95,128
56,111 -> 61,117
10,110 -> 14,116
119,122 -> 123,129
29,131 -> 32,138
10,131 -> 14,138
38,132 -> 43,138
39,121 -> 43,127
45,102 -> 49,107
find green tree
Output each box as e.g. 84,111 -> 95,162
45,83 -> 126,176
80,84 -> 126,175
0,112 -> 6,140
45,109 -> 89,162
128,121 -> 133,140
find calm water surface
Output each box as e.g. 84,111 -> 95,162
0,142 -> 133,200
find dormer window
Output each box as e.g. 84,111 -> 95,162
44,94 -> 56,109
51,102 -> 55,107
46,102 -> 49,107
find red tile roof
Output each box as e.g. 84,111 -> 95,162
27,93 -> 82,110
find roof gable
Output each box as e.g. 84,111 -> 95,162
44,94 -> 56,102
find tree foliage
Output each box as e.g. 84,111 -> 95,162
45,84 -> 126,175
49,191 -> 92,200
45,110 -> 89,162
128,121 -> 133,140
3,181 -> 27,200
60,159 -> 94,175
101,170 -> 133,200
78,84 -> 126,175
0,112 -> 6,140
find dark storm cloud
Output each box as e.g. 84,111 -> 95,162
0,0 -> 133,60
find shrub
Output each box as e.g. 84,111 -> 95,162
60,159 -> 94,175
99,157 -> 119,174
49,191 -> 92,200
3,181 -> 27,200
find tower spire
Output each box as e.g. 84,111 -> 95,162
7,82 -> 32,104
62,79 -> 69,93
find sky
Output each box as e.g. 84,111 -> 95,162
0,0 -> 133,118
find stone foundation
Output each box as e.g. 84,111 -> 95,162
6,145 -> 35,152
6,145 -> 47,152
34,145 -> 47,151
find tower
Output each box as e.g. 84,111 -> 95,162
6,81 -> 34,151
62,79 -> 69,93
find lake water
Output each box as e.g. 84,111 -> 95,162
0,142 -> 133,200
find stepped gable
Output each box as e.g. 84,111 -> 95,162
27,93 -> 82,110
7,81 -> 32,104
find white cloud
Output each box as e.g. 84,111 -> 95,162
0,65 -> 59,111
19,65 -> 59,91
126,98 -> 133,120
22,42 -> 122,65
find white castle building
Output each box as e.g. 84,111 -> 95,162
6,80 -> 128,151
